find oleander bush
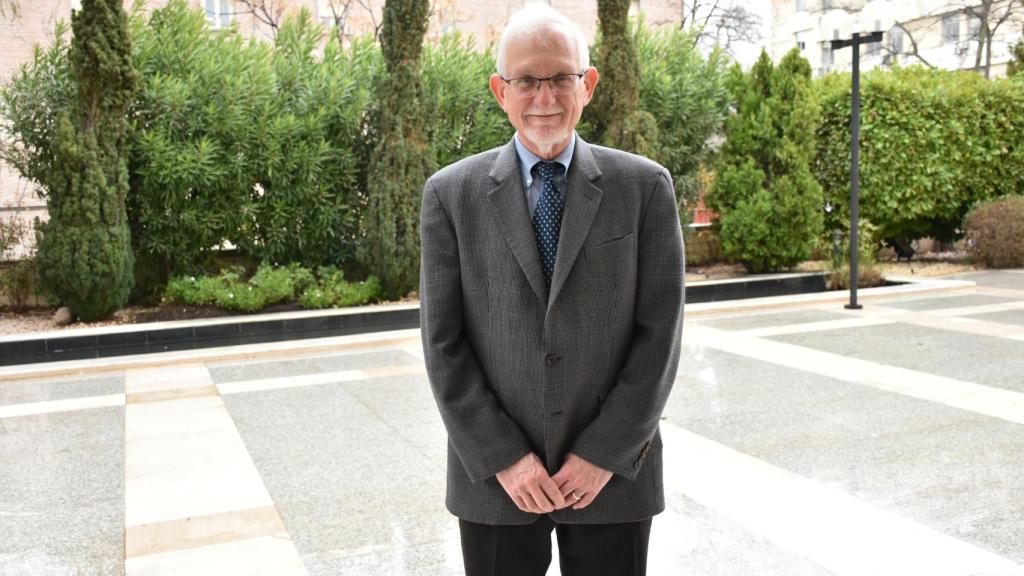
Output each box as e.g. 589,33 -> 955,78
964,196 -> 1024,268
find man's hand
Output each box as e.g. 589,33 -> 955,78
551,452 -> 613,511
495,452 -> 567,514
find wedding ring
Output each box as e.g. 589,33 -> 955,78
571,492 -> 582,501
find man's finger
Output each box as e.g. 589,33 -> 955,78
526,483 -> 556,513
558,480 -> 579,501
539,476 -> 567,509
573,491 -> 596,510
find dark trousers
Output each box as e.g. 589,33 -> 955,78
459,515 -> 653,576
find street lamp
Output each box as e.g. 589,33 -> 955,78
819,0 -> 893,310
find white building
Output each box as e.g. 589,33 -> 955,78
771,0 -> 1024,77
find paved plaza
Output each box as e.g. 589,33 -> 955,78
1,270 -> 1023,575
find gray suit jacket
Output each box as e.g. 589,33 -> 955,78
419,136 -> 684,525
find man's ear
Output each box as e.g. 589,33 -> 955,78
489,73 -> 509,112
581,67 -> 599,105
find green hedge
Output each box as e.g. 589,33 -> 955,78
815,66 -> 1024,243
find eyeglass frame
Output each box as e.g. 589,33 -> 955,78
499,71 -> 588,95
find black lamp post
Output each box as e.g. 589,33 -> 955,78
820,3 -> 892,310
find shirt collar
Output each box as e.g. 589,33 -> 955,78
514,132 -> 576,187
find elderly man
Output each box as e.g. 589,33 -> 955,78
419,4 -> 684,575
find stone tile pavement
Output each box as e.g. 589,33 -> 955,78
1,270 -> 1023,575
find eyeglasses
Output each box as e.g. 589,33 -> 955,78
500,71 -> 586,96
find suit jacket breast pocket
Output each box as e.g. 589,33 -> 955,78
582,232 -> 636,281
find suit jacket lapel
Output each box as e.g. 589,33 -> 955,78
548,138 -> 603,310
487,140 -> 548,305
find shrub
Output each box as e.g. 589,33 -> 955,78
0,258 -> 37,311
165,264 -> 382,312
707,50 -> 823,273
130,3 -> 378,276
683,228 -> 724,267
32,0 -> 138,322
815,66 -> 1024,243
298,267 -> 381,309
420,34 -> 512,171
964,196 -> 1024,268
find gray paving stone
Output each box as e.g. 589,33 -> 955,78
873,293 -> 1014,311
207,349 -> 419,383
699,309 -> 851,331
0,407 -> 124,576
949,270 -> 1024,290
0,373 -> 123,407
767,322 -> 1024,393
963,308 -> 1024,327
668,347 -> 1024,563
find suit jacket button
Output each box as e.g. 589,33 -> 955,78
544,354 -> 561,366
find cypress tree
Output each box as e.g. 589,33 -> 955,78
358,0 -> 435,298
34,0 -> 138,321
707,49 -> 822,273
590,0 -> 658,157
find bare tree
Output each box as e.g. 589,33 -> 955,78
961,0 -> 1024,77
677,0 -> 763,56
887,19 -> 940,68
353,0 -> 382,42
322,0 -> 354,44
879,0 -> 1024,76
232,0 -> 287,38
0,0 -> 18,19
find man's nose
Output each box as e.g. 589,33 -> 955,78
533,80 -> 557,104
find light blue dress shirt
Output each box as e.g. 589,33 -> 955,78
513,132 -> 576,217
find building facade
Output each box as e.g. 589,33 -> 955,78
771,0 -> 1024,78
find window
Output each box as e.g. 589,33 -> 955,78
795,0 -> 806,13
865,38 -> 881,56
942,13 -> 960,44
968,14 -> 981,39
889,26 -> 904,53
821,44 -> 833,70
795,31 -> 807,51
205,0 -> 232,28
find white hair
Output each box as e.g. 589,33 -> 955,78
495,3 -> 590,77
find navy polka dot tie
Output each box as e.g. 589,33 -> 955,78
532,161 -> 565,296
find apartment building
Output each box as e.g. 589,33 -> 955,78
771,0 -> 1023,77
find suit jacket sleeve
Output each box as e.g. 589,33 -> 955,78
419,178 -> 533,484
569,168 -> 685,481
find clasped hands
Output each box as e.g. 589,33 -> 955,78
495,452 -> 612,514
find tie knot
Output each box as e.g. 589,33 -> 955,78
535,161 -> 564,182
